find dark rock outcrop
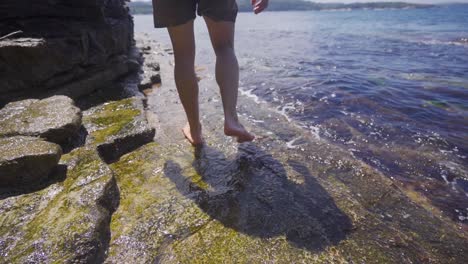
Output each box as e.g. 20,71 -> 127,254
0,95 -> 82,144
0,0 -> 134,105
0,136 -> 62,188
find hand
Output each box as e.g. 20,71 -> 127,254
251,0 -> 269,14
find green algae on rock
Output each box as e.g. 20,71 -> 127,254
83,97 -> 155,163
0,95 -> 82,144
0,136 -> 62,187
0,146 -> 119,263
106,142 -> 212,263
106,142 -> 351,263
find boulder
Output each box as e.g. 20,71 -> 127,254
0,146 -> 119,263
0,95 -> 82,144
0,136 -> 62,187
83,97 -> 155,163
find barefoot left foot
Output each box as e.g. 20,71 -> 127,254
224,119 -> 255,143
182,123 -> 204,145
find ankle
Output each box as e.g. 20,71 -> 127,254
189,122 -> 201,132
224,115 -> 240,125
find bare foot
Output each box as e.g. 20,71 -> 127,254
224,120 -> 255,143
182,123 -> 204,146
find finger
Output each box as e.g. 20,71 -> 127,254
254,1 -> 268,14
251,0 -> 256,5
254,2 -> 268,14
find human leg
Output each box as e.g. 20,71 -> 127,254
203,16 -> 254,143
167,20 -> 203,145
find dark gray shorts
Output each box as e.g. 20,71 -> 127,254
152,0 -> 238,28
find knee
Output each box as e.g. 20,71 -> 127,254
174,59 -> 195,74
213,42 -> 235,58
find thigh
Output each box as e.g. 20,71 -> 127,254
152,0 -> 197,28
204,16 -> 235,52
167,20 -> 196,64
198,0 -> 238,23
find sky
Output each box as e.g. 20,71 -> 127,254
133,0 -> 468,3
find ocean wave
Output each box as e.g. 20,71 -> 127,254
418,38 -> 468,47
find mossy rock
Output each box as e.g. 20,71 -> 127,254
106,142 -> 212,263
0,136 -> 62,188
83,97 -> 155,163
0,95 -> 82,144
106,143 -> 351,263
0,146 -> 119,263
105,137 -> 468,263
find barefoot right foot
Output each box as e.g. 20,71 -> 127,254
182,123 -> 204,146
224,120 -> 255,143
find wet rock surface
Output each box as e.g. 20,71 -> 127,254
0,146 -> 119,263
131,35 -> 468,263
0,95 -> 82,144
106,142 -> 353,263
0,136 -> 62,188
83,96 -> 155,163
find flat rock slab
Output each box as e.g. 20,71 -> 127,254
0,146 -> 119,263
102,141 -> 420,263
107,142 -> 333,263
105,140 -> 468,263
83,97 -> 155,163
0,95 -> 82,144
0,136 -> 61,187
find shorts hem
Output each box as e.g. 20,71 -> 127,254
198,10 -> 238,23
153,15 -> 197,28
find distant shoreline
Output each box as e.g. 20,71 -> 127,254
128,1 -> 436,15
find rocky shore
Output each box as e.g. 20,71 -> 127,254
0,1 -> 158,262
1,2 -> 468,263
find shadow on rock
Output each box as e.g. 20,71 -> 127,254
75,78 -> 141,112
163,143 -> 353,252
61,125 -> 89,154
0,164 -> 67,199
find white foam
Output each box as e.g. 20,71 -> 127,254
239,88 -> 262,104
275,103 -> 295,122
251,119 -> 265,124
309,125 -> 321,140
240,87 -> 322,142
286,137 -> 302,149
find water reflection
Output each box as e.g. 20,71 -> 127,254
164,143 -> 352,252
